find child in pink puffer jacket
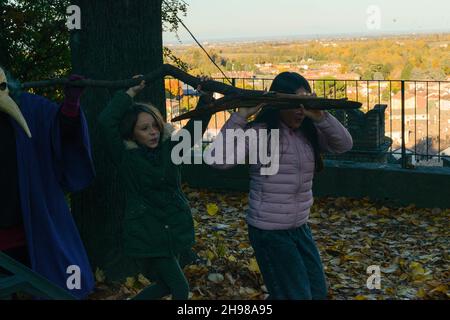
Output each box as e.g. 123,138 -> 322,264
206,72 -> 353,299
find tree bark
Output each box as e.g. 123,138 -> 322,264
69,0 -> 164,281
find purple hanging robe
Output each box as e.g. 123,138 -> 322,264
10,92 -> 95,299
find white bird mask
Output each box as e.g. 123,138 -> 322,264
0,67 -> 32,138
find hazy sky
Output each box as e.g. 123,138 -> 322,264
163,0 -> 450,43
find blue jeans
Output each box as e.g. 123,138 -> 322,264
248,223 -> 328,300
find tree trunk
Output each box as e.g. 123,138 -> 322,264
70,0 -> 164,281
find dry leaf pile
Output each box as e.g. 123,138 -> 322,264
91,186 -> 449,300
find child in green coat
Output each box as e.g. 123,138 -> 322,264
98,77 -> 212,300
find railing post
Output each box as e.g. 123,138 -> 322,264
231,78 -> 236,87
401,80 -> 407,168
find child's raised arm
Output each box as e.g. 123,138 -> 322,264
98,90 -> 134,165
98,76 -> 145,165
314,112 -> 353,154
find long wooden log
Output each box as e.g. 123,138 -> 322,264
21,64 -> 362,120
172,92 -> 362,122
21,64 -> 255,96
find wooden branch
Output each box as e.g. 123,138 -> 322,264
21,64 -> 255,96
171,92 -> 362,122
21,67 -> 165,89
20,64 -> 362,121
162,64 -> 258,96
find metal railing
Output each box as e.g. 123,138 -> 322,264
165,77 -> 450,168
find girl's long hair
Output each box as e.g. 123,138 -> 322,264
252,72 -> 324,172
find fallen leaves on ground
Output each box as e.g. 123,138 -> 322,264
91,186 -> 449,300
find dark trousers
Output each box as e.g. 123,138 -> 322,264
248,223 -> 328,300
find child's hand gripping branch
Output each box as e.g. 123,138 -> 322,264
195,75 -> 216,111
126,75 -> 146,98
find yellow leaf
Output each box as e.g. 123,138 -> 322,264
137,274 -> 151,286
206,249 -> 215,261
333,284 -> 345,289
354,295 -> 367,300
227,255 -> 237,262
247,258 -> 261,273
239,243 -> 250,249
343,255 -> 360,262
410,262 -> 426,280
378,207 -> 390,215
399,273 -> 409,281
385,288 -> 396,295
217,243 -> 227,257
125,277 -> 135,289
95,268 -> 106,283
329,214 -> 340,221
206,203 -> 219,216
409,261 -> 422,269
430,285 -> 448,295
416,288 -> 427,298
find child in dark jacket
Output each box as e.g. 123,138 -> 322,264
98,77 -> 212,300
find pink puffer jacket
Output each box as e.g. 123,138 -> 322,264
206,111 -> 353,230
